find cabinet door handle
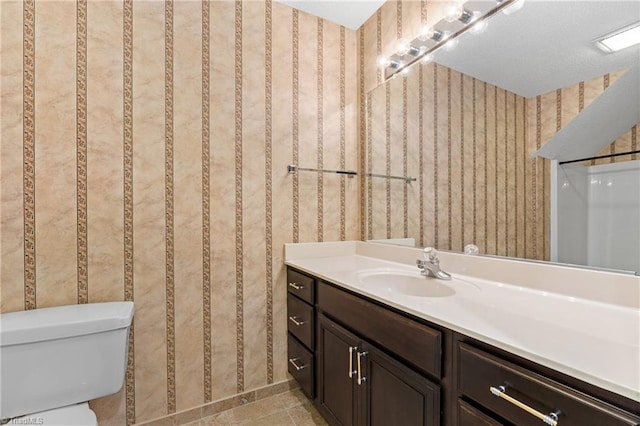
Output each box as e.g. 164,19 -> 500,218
490,386 -> 560,426
288,282 -> 304,290
288,316 -> 305,326
357,351 -> 368,385
289,357 -> 307,371
348,346 -> 357,378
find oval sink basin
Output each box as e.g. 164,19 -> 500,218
356,270 -> 456,297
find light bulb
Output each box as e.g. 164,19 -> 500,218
376,55 -> 390,68
445,3 -> 475,24
389,60 -> 403,69
418,26 -> 431,41
459,8 -> 476,24
419,26 -> 447,42
396,38 -> 411,56
444,2 -> 462,22
401,67 -> 410,77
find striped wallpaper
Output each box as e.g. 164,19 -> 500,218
0,1 -> 359,424
1,1 -> 638,425
366,64 -> 529,257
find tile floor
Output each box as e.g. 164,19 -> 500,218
183,389 -> 328,426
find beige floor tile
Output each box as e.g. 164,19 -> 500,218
204,394 -> 284,425
183,421 -> 203,426
187,391 -> 326,426
275,389 -> 311,410
240,410 -> 295,426
286,402 -> 327,426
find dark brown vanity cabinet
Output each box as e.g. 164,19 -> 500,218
317,313 -> 440,426
315,278 -> 442,426
286,268 -> 316,398
285,267 -> 640,426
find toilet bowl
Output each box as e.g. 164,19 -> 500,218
13,403 -> 97,426
0,302 -> 134,424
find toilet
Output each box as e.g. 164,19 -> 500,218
0,301 -> 134,425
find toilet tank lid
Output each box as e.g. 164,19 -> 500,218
0,302 -> 134,347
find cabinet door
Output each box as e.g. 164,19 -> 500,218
317,314 -> 360,426
361,342 -> 440,426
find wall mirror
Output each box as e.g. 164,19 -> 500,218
364,0 -> 640,274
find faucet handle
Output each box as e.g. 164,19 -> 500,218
464,244 -> 479,255
423,247 -> 438,261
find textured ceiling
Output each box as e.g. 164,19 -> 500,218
432,0 -> 640,98
424,0 -> 640,161
274,0 -> 386,30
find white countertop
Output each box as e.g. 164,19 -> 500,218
285,241 -> 640,402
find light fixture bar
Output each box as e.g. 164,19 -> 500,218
594,21 -> 640,53
383,0 -> 520,80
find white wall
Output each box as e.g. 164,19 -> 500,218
555,160 -> 640,274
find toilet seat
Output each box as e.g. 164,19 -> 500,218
18,402 -> 97,426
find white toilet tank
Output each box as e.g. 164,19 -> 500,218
0,302 -> 134,420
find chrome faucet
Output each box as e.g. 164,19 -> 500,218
417,247 -> 452,280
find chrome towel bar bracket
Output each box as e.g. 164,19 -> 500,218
287,164 -> 357,177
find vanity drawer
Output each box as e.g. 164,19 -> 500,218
287,294 -> 314,350
287,268 -> 315,304
458,399 -> 504,426
317,281 -> 442,379
288,334 -> 314,398
458,343 -> 640,426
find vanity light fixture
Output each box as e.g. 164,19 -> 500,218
497,0 -> 525,15
594,21 -> 640,53
420,53 -> 433,65
395,38 -> 411,56
379,0 -> 520,80
394,37 -> 424,62
445,4 -> 476,25
418,26 -> 448,42
376,55 -> 390,68
377,55 -> 404,70
470,17 -> 489,34
442,37 -> 459,51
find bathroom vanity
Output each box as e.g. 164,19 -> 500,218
285,242 -> 640,426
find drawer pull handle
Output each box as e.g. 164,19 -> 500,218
288,316 -> 305,326
288,357 -> 307,371
490,386 -> 559,426
288,282 -> 304,290
348,346 -> 357,378
357,351 -> 368,385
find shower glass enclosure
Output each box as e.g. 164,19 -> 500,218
551,159 -> 640,274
